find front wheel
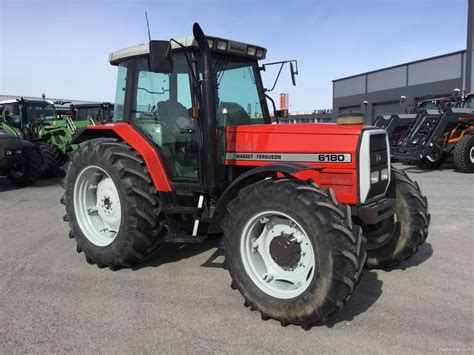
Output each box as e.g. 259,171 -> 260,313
7,147 -> 42,186
61,138 -> 167,269
365,168 -> 430,269
36,141 -> 65,177
221,179 -> 365,328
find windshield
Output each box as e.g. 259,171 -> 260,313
418,101 -> 437,111
213,56 -> 265,126
26,102 -> 56,121
463,96 -> 474,109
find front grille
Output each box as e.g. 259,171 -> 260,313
370,134 -> 388,168
367,133 -> 389,201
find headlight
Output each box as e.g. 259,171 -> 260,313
380,168 -> 389,180
247,46 -> 256,56
370,171 -> 379,184
256,48 -> 265,58
216,40 -> 228,51
5,149 -> 13,156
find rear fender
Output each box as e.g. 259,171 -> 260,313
208,163 -> 322,233
72,123 -> 172,192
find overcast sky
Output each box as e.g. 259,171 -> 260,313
0,0 -> 469,111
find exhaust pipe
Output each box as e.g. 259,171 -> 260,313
193,23 -> 219,200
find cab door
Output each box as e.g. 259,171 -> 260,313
131,55 -> 200,183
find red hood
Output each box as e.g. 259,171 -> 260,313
226,123 -> 366,136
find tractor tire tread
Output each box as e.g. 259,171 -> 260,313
221,178 -> 364,328
62,138 -> 167,270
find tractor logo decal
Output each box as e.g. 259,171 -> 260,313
226,152 -> 352,163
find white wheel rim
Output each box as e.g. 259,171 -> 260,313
73,166 -> 121,247
240,211 -> 315,299
470,146 -> 474,163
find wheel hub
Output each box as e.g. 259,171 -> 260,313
240,211 -> 315,299
269,235 -> 301,268
73,166 -> 121,247
96,178 -> 120,223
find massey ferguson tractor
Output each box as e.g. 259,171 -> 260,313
61,23 -> 430,328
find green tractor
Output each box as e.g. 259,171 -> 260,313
0,98 -> 91,177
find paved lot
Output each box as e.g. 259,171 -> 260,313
0,163 -> 472,353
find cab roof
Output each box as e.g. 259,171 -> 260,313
109,35 -> 267,65
0,99 -> 54,105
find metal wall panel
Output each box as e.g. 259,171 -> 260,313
408,54 -> 462,85
334,75 -> 366,98
339,105 -> 361,113
372,102 -> 400,119
368,66 -> 406,92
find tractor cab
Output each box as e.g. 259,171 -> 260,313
107,31 -> 280,186
71,102 -> 114,124
0,99 -> 58,139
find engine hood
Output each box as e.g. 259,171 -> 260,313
226,123 -> 365,136
225,123 -> 366,170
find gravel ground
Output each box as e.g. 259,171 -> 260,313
0,163 -> 472,353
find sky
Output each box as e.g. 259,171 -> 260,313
0,0 -> 469,112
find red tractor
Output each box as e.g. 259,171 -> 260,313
62,23 -> 430,328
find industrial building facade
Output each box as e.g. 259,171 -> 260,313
333,0 -> 474,124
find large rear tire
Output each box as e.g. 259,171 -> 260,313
36,141 -> 65,177
7,147 -> 42,186
61,138 -> 167,270
365,168 -> 430,269
221,179 -> 365,328
453,135 -> 474,173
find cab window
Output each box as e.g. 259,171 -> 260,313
131,54 -> 198,182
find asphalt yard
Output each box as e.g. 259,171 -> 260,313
0,162 -> 472,353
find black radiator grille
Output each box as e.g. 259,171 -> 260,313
367,133 -> 389,201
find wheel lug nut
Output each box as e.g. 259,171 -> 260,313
263,273 -> 273,282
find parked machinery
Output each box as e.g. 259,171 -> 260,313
61,23 -> 430,327
392,95 -> 474,172
0,120 -> 41,186
375,97 -> 454,152
0,98 -> 91,177
70,102 -> 114,124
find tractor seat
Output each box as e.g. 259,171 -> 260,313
458,117 -> 474,124
157,100 -> 190,122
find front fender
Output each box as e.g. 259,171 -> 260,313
208,163 -> 322,234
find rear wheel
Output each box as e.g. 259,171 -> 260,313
36,141 -> 65,177
61,138 -> 167,269
453,135 -> 474,173
7,147 -> 42,186
222,179 -> 365,328
365,168 -> 430,269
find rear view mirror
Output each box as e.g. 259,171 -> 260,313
290,61 -> 298,86
12,103 -> 20,116
149,40 -> 173,73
